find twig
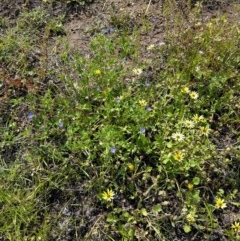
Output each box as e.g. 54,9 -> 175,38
145,0 -> 152,16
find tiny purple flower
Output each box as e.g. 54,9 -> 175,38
109,27 -> 115,33
58,121 -> 63,128
140,127 -> 146,134
110,146 -> 116,154
80,50 -> 87,55
96,86 -> 101,91
145,81 -> 151,87
116,97 -> 121,103
151,17 -> 157,22
101,28 -> 108,34
146,106 -> 152,111
27,112 -> 34,120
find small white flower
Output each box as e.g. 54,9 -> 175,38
159,42 -> 166,46
195,66 -> 200,72
172,132 -> 185,142
189,91 -> 199,99
183,120 -> 195,128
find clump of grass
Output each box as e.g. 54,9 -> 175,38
0,7 -> 64,76
0,1 -> 240,241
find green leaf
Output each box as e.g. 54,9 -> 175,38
106,213 -> 118,223
189,160 -> 198,167
121,211 -> 134,222
191,190 -> 200,204
141,208 -> 148,216
163,154 -> 171,164
153,204 -> 162,213
122,211 -> 130,218
166,142 -> 173,148
192,177 -> 200,185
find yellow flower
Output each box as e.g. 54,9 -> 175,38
186,213 -> 196,223
193,114 -> 205,123
215,198 -> 227,209
133,68 -> 143,75
187,183 -> 194,191
94,69 -> 101,75
138,99 -> 147,106
184,120 -> 195,129
127,163 -> 135,171
147,44 -> 155,50
181,86 -> 190,94
200,126 -> 210,136
232,222 -> 240,232
173,151 -> 184,162
189,91 -> 199,99
207,22 -> 213,28
172,132 -> 185,142
102,189 -> 115,202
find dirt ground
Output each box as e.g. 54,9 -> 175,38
1,0 -> 238,54
62,0 -> 240,62
64,0 -> 165,50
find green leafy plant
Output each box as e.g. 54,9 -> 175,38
0,1 -> 239,240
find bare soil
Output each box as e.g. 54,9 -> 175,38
64,0 -> 239,58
